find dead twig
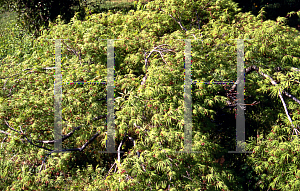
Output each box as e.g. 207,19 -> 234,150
61,40 -> 82,65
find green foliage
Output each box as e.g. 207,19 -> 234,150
0,0 -> 300,190
0,22 -> 34,63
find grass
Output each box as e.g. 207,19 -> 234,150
86,0 -> 153,11
0,11 -> 19,30
0,0 -> 154,61
0,0 -> 153,29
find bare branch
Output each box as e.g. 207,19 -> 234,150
281,90 -> 300,105
278,89 -> 293,127
2,79 -> 9,90
159,8 -> 197,39
256,69 -> 300,137
140,44 -> 176,88
0,130 -> 12,136
5,120 -> 22,134
3,113 -> 106,162
226,65 -> 300,111
39,161 -> 46,173
192,1 -> 201,30
292,128 -> 300,136
0,68 -> 32,80
34,115 -> 106,144
228,65 -> 259,93
117,131 -> 128,165
61,40 -> 82,65
1,136 -> 7,149
103,162 -> 116,180
1,68 -> 48,97
0,130 -> 26,143
144,44 -> 176,69
258,69 -> 300,105
291,67 -> 300,72
278,89 -> 299,137
9,153 -> 18,161
182,175 -> 192,181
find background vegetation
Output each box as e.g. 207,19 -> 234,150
231,0 -> 300,31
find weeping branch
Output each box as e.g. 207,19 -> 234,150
34,114 -> 106,144
225,65 -> 300,138
0,130 -> 26,143
257,70 -> 300,137
140,44 -> 176,87
4,114 -> 106,173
